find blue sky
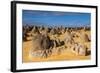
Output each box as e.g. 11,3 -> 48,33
22,10 -> 91,27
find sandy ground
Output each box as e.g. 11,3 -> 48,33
22,30 -> 91,63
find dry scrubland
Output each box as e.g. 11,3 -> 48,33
23,25 -> 91,62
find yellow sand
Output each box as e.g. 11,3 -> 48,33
22,30 -> 91,63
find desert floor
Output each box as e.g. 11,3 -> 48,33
22,30 -> 91,63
